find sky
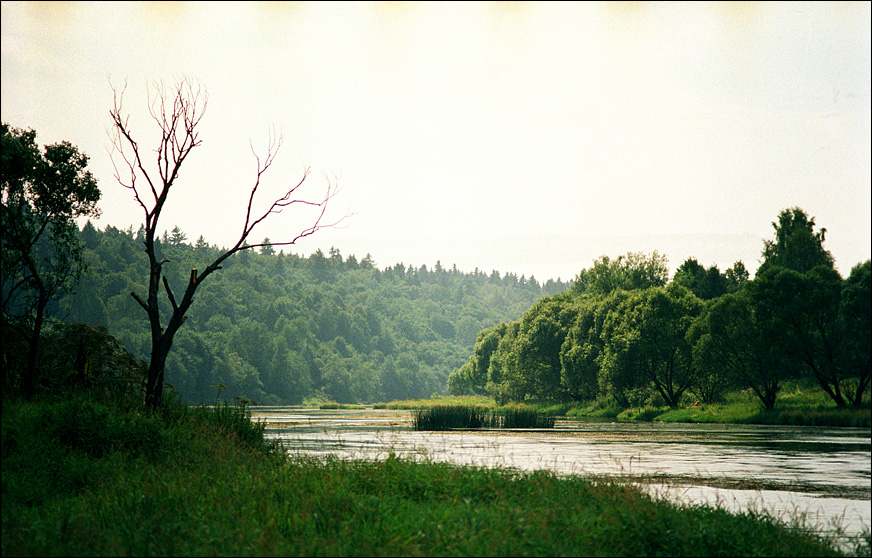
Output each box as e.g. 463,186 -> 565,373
2,1 -> 870,283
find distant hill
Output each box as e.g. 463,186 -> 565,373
57,222 -> 569,405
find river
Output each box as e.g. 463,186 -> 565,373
252,407 -> 871,550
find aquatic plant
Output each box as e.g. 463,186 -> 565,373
412,405 -> 554,430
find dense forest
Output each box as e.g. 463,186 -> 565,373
40,222 -> 568,405
5,207 -> 870,412
2,122 -> 868,412
1,118 -> 562,407
448,208 -> 871,411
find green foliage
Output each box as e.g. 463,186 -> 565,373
571,251 -> 669,297
600,285 -> 703,408
617,405 -> 669,421
749,263 -> 870,408
461,208 -> 869,416
688,290 -> 793,410
2,123 -> 101,398
57,224 -> 566,406
672,257 -> 734,300
759,207 -> 834,275
201,398 -> 271,452
3,391 -> 861,557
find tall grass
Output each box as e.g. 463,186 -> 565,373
3,389 -> 865,556
412,405 -> 555,430
412,404 -> 494,429
502,406 -> 556,428
375,394 -> 495,410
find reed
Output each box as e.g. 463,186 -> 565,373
501,406 -> 556,428
412,404 -> 494,430
412,404 -> 555,430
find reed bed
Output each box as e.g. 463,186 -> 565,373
412,404 -> 554,430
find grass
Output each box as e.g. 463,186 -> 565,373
3,390 -> 867,557
375,394 -> 495,410
398,381 -> 871,428
412,405 -> 556,430
319,403 -> 367,410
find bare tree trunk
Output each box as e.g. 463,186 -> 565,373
110,78 -> 345,410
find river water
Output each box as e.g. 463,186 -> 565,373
252,407 -> 871,549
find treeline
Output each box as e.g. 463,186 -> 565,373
51,222 -> 568,405
448,208 -> 871,410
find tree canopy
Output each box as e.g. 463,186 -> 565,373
759,207 -> 834,275
2,123 -> 100,397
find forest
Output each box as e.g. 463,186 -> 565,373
6,207 -> 869,413
448,208 -> 871,411
2,119 -> 869,413
7,219 -> 568,405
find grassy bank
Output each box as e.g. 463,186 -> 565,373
3,391 -> 869,557
378,382 -> 871,428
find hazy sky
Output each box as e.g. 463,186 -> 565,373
2,1 -> 870,282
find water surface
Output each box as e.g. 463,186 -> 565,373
254,407 -> 871,548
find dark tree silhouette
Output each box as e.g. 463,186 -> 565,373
1,123 -> 100,398
109,79 -> 344,409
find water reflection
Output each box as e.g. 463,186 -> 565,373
253,407 -> 871,548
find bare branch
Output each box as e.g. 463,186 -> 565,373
130,291 -> 148,312
148,79 -> 207,189
162,276 -> 179,313
244,176 -> 351,251
108,77 -> 344,410
231,132 -> 350,254
108,82 -> 153,215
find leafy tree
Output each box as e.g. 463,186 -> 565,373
260,238 -> 275,256
80,219 -> 101,249
724,261 -> 750,292
838,260 -> 871,407
168,225 -> 187,246
757,264 -> 870,408
559,291 -> 630,402
109,79 -> 342,409
23,322 -> 145,398
671,258 -> 727,300
688,291 -> 796,409
1,123 -> 101,397
600,285 -> 703,408
571,251 -> 669,297
55,216 -> 567,405
505,295 -> 579,400
486,322 -> 521,404
267,338 -> 312,405
758,207 -> 834,275
448,324 -> 506,396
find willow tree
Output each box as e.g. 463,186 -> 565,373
109,79 -> 343,410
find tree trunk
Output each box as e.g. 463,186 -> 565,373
145,334 -> 173,410
22,291 -> 47,400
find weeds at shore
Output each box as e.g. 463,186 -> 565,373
412,405 -> 555,430
3,391 -> 867,557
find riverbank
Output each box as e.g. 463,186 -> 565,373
3,392 -> 868,557
372,381 -> 871,428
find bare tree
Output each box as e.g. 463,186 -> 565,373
109,79 -> 343,410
